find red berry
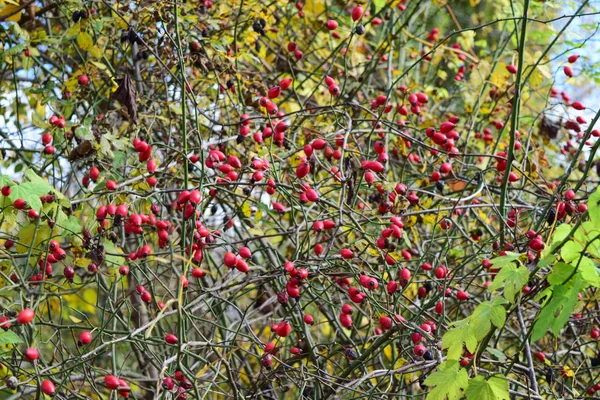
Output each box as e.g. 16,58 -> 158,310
79,331 -> 93,345
165,334 -> 178,344
303,314 -> 314,325
239,247 -> 252,259
24,347 -> 39,361
224,252 -> 237,268
352,5 -> 363,21
340,248 -> 353,259
17,308 -> 35,324
106,180 -> 117,190
41,380 -> 56,396
78,74 -> 90,86
105,375 -> 120,390
341,303 -> 353,314
564,65 -> 573,77
340,312 -> 353,327
456,290 -> 469,301
326,19 -> 338,30
13,198 -> 27,210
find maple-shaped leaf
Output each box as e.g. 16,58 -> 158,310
465,375 -> 509,400
488,263 -> 529,303
442,319 -> 478,360
471,297 -> 507,340
424,360 -> 469,400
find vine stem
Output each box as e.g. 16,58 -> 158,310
499,0 -> 530,244
516,304 -> 539,396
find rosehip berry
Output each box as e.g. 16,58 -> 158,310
41,380 -> 56,396
17,308 -> 35,324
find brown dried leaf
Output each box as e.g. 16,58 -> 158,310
68,140 -> 95,161
112,74 -> 137,122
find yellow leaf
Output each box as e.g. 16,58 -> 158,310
69,315 -> 83,324
77,31 -> 93,51
89,45 -> 103,59
457,31 -> 476,52
561,365 -> 574,378
303,0 -> 324,16
65,22 -> 81,38
0,4 -> 22,22
241,202 -> 252,218
490,62 -> 508,88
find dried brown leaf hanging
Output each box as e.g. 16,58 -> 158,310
112,74 -> 137,122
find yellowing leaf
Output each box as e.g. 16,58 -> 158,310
65,22 -> 81,38
490,62 -> 508,88
303,0 -> 324,16
457,31 -> 476,52
0,4 -> 22,22
89,45 -> 103,59
69,315 -> 83,324
77,31 -> 93,51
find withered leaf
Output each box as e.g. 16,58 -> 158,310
112,74 -> 137,122
538,115 -> 560,140
88,245 -> 105,266
68,140 -> 95,161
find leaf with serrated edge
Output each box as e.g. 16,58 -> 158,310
424,361 -> 469,400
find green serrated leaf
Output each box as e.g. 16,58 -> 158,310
488,263 -> 529,302
466,375 -> 510,400
0,175 -> 14,187
561,240 -> 583,262
531,275 -> 583,341
443,319 -> 478,360
0,330 -> 23,345
547,262 -> 575,286
424,361 -> 469,400
489,252 -> 522,268
471,297 -> 507,340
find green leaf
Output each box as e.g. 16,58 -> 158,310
561,240 -> 583,262
486,348 -> 507,362
466,375 -> 510,400
489,252 -> 522,268
8,182 -> 50,211
578,256 -> 600,287
0,175 -> 14,187
588,187 -> 600,224
471,297 -> 507,340
547,262 -> 575,285
424,361 -> 469,400
531,275 -> 583,341
542,223 -> 572,259
0,330 -> 23,345
576,222 -> 600,258
373,0 -> 386,13
443,319 -> 478,360
488,263 -> 529,302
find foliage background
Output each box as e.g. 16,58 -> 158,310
0,0 -> 600,399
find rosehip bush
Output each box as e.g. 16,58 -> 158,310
1,0 -> 600,399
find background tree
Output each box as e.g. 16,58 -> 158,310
0,0 -> 599,399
